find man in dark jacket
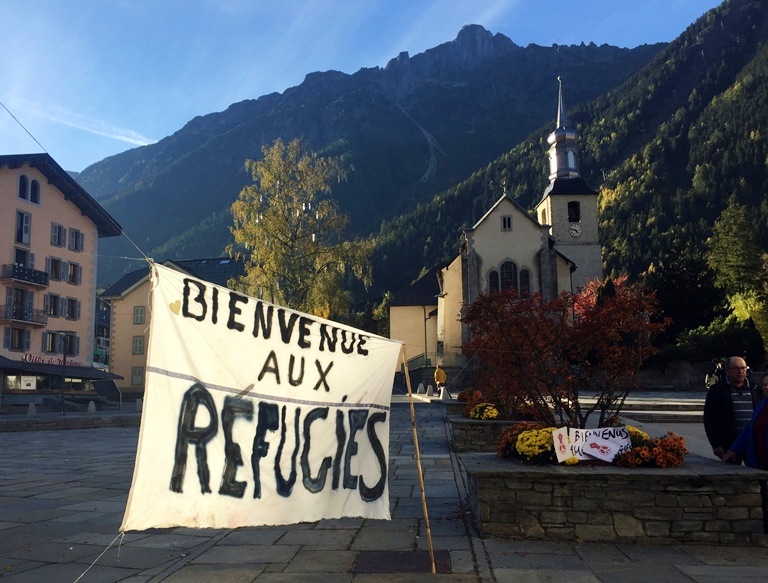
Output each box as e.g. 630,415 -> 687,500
703,355 -> 753,461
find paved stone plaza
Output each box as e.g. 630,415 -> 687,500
0,402 -> 767,582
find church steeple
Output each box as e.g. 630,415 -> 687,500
547,77 -> 580,181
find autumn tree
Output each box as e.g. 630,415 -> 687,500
462,277 -> 666,428
227,138 -> 374,317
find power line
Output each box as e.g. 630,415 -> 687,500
0,101 -> 49,153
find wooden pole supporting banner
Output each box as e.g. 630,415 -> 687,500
400,349 -> 436,574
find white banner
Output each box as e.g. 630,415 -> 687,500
120,263 -> 402,531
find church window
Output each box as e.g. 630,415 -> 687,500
501,216 -> 512,231
568,201 -> 581,222
567,151 -> 576,169
488,270 -> 499,292
520,269 -> 530,297
500,261 -> 518,293
540,209 -> 547,224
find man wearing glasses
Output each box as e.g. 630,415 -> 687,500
704,356 -> 754,462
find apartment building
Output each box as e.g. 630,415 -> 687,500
100,257 -> 244,400
0,153 -> 122,407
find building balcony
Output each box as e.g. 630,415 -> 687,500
0,304 -> 48,326
1,264 -> 49,288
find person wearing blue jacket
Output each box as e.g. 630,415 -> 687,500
723,374 -> 768,469
723,374 -> 768,534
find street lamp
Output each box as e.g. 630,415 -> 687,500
58,331 -> 75,415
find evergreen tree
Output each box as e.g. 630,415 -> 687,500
706,195 -> 764,296
227,138 -> 374,318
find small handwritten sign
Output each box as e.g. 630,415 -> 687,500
552,427 -> 631,463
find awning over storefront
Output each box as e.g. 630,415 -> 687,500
0,355 -> 123,381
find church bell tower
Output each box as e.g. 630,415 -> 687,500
534,77 -> 602,289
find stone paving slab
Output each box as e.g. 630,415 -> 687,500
0,402 -> 765,582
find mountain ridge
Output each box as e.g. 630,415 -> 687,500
79,24 -> 664,288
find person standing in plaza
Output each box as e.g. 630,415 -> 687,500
723,374 -> 768,533
703,355 -> 754,461
723,374 -> 768,468
434,364 -> 448,397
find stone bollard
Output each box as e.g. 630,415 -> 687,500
440,386 -> 451,400
27,403 -> 36,416
135,398 -> 143,413
426,384 -> 434,396
87,401 -> 96,415
416,383 -> 425,395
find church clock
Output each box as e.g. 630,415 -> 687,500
568,223 -> 582,237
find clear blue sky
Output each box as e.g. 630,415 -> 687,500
1,0 -> 723,173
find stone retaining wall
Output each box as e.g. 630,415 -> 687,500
449,416 -> 521,452
462,452 -> 768,546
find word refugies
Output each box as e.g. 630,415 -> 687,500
170,383 -> 387,503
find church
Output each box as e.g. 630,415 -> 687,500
389,79 -> 603,368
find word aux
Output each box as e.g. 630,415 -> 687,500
170,383 -> 387,503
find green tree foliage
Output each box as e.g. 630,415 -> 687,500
706,195 -> 768,353
706,195 -> 764,296
675,314 -> 765,364
227,138 -> 374,318
648,241 -> 726,347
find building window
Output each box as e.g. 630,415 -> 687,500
61,334 -> 79,356
44,294 -> 61,317
18,175 -> 28,200
520,269 -> 531,297
501,215 -> 512,231
42,332 -> 57,353
64,298 -> 80,320
14,248 -> 34,269
51,224 -> 67,247
66,262 -> 82,285
132,335 -> 145,355
15,211 -> 31,245
568,201 -> 581,223
68,229 -> 85,252
131,366 -> 145,387
47,258 -> 63,280
133,306 -> 146,325
6,287 -> 34,322
30,180 -> 40,204
3,327 -> 30,352
488,270 -> 499,292
540,209 -> 547,225
500,261 -> 518,293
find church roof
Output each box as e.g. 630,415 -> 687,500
541,177 -> 598,198
468,192 -> 542,232
390,263 -> 443,307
